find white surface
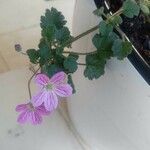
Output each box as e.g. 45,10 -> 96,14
0,68 -> 82,150
0,0 -> 75,72
0,1 -> 83,150
68,0 -> 150,150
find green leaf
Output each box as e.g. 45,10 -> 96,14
63,54 -> 78,73
92,34 -> 102,49
112,39 -> 132,60
93,7 -> 104,17
55,27 -> 71,45
99,21 -> 113,36
84,54 -> 106,80
40,7 -> 67,30
26,49 -> 40,64
54,54 -> 65,66
123,0 -> 140,18
41,25 -> 55,42
40,8 -> 67,43
39,44 -> 52,63
68,75 -> 76,93
45,64 -> 62,77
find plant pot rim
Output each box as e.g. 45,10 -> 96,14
94,0 -> 150,85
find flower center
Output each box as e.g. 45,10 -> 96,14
46,83 -> 53,90
27,103 -> 35,111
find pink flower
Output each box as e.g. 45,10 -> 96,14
32,72 -> 73,111
16,102 -> 50,125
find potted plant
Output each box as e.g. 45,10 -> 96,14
67,0 -> 150,149
94,0 -> 150,84
15,0 -> 150,149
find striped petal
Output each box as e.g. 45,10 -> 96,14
32,91 -> 47,107
30,112 -> 42,125
50,72 -> 66,85
44,91 -> 58,111
17,111 -> 29,124
35,74 -> 50,86
16,104 -> 27,112
54,84 -> 73,97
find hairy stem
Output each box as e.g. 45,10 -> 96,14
28,67 -> 40,99
61,8 -> 124,55
77,63 -> 86,66
63,50 -> 97,55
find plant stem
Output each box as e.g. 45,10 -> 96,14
28,67 -> 40,99
77,63 -> 86,66
61,8 -> 124,55
107,8 -> 123,21
63,50 -> 97,55
102,9 -> 125,40
62,25 -> 99,48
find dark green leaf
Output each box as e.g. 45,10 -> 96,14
123,0 -> 140,18
40,7 -> 67,30
84,54 -> 106,80
92,34 -> 102,49
63,54 -> 78,73
26,49 -> 39,64
68,75 -> 76,93
112,39 -> 132,60
55,27 -> 71,45
45,64 -> 63,77
39,44 -> 52,62
41,25 -> 55,41
99,21 -> 113,36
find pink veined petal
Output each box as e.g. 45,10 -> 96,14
32,91 -> 47,107
50,71 -> 66,85
16,104 -> 27,112
44,91 -> 58,111
36,104 -> 51,116
30,112 -> 42,125
17,111 -> 29,124
35,74 -> 50,86
54,84 -> 73,97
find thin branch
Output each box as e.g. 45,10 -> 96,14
63,50 -> 97,56
28,67 -> 41,99
77,63 -> 86,66
61,25 -> 99,48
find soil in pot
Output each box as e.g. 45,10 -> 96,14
106,0 -> 150,65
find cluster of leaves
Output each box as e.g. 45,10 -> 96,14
27,8 -> 78,92
84,0 -> 139,80
26,0 -> 140,92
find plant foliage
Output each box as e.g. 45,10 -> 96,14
26,0 -> 140,92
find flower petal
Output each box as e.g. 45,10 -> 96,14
44,91 -> 58,111
16,104 -> 27,112
54,84 -> 73,97
35,74 -> 50,86
36,104 -> 51,116
17,111 -> 29,124
50,72 -> 66,85
30,112 -> 42,125
32,91 -> 47,107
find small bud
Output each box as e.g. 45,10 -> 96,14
15,44 -> 22,52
